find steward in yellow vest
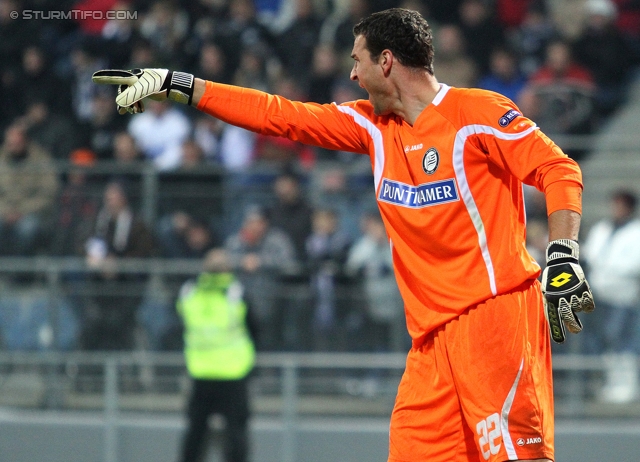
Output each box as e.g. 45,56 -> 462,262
177,249 -> 256,462
178,271 -> 255,380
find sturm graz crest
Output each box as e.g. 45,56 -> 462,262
422,147 -> 439,175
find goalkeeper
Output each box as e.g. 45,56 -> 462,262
94,8 -> 594,462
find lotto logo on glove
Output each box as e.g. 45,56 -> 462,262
92,68 -> 194,114
541,239 -> 595,344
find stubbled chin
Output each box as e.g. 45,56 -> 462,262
370,97 -> 391,116
372,104 -> 390,116
370,98 -> 381,115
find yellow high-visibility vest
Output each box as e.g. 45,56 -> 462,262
177,272 -> 255,380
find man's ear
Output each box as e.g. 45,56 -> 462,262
379,49 -> 393,76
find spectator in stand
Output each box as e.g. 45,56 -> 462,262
254,0 -> 297,33
178,139 -> 207,170
69,42 -> 108,124
139,0 -> 189,66
180,4 -> 217,70
127,99 -> 192,170
398,0 -> 436,35
17,45 -> 71,117
432,24 -> 477,89
573,0 -> 635,116
127,39 -> 158,70
212,0 -> 275,80
112,131 -> 142,164
496,0 -> 540,30
0,0 -> 39,79
193,42 -> 231,86
265,167 -> 314,350
156,140 -> 222,259
217,122 -> 259,235
20,98 -> 80,161
232,46 -> 270,93
326,0 -> 372,68
53,148 -> 100,256
477,47 -> 527,103
507,0 -> 559,77
457,0 -> 505,76
102,131 -> 146,210
613,0 -> 640,61
78,91 -> 128,160
0,123 -> 59,256
305,207 -> 353,351
346,211 -> 406,352
180,220 -> 217,260
101,1 -> 140,69
82,179 -> 155,350
0,66 -> 24,132
224,205 -> 297,350
583,190 -> 640,403
157,213 -> 217,259
73,0 -> 120,36
192,114 -> 225,165
311,167 -> 370,241
518,39 -> 596,161
275,0 -> 323,82
308,44 -> 340,104
268,168 -> 313,262
427,0 -> 464,24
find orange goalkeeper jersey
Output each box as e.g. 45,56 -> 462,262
198,82 -> 583,345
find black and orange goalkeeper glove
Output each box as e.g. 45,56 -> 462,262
541,239 -> 595,343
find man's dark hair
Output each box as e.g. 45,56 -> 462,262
353,8 -> 435,74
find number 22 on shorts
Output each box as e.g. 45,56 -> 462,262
476,413 -> 502,460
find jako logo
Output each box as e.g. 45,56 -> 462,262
404,143 -> 423,153
517,437 -> 542,446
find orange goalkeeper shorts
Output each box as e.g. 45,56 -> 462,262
389,279 -> 554,462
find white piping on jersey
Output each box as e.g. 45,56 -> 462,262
501,358 -> 524,460
336,105 -> 385,191
452,124 -> 538,296
432,84 -> 451,106
521,183 -> 527,227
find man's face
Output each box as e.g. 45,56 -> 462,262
611,197 -> 632,222
350,35 -> 390,115
3,125 -> 26,154
104,183 -> 128,214
275,176 -> 299,203
547,43 -> 570,75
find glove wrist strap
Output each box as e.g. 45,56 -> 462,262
546,239 -> 579,264
165,71 -> 195,105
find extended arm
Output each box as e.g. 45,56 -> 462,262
92,68 -> 370,154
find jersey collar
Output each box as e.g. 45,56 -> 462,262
432,84 -> 451,106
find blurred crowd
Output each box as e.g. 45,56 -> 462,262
0,0 -> 639,359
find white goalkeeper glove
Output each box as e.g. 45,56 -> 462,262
92,68 -> 195,114
541,239 -> 595,344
